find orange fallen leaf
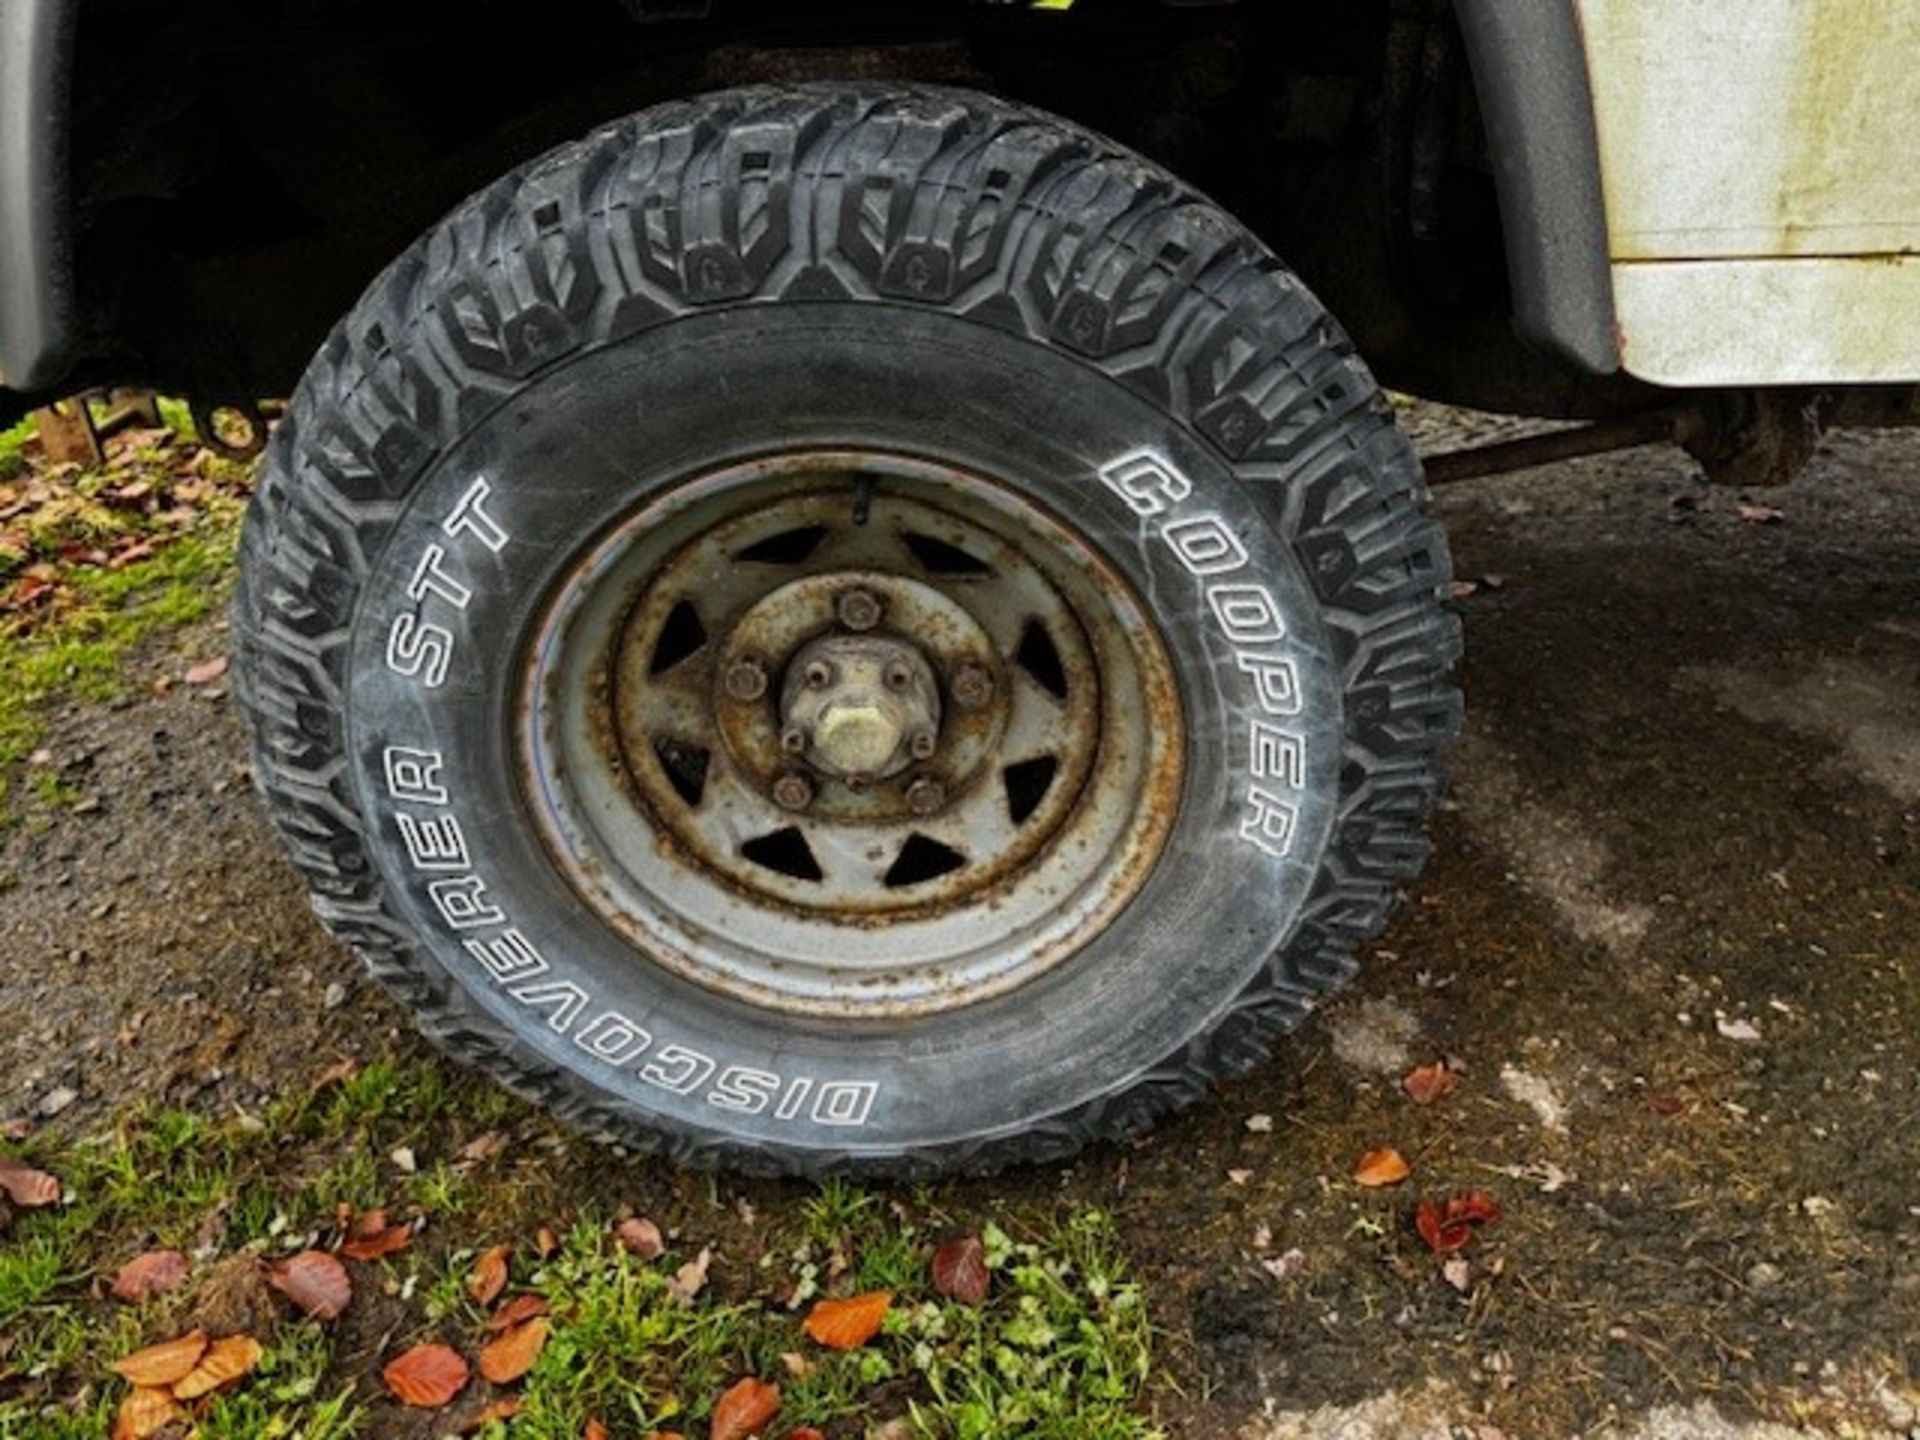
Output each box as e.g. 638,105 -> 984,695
173,1333 -> 263,1400
467,1244 -> 511,1306
113,1332 -> 209,1388
112,1385 -> 185,1440
802,1291 -> 892,1351
930,1234 -> 989,1306
487,1293 -> 550,1332
342,1209 -> 414,1261
583,1422 -> 611,1440
111,1250 -> 190,1303
1402,1060 -> 1458,1106
478,1316 -> 550,1385
0,1154 -> 61,1208
640,1433 -> 685,1440
384,1343 -> 470,1409
787,1430 -> 826,1440
1353,1148 -> 1412,1188
709,1377 -> 780,1440
459,1397 -> 522,1433
613,1216 -> 664,1260
268,1250 -> 352,1321
535,1225 -> 560,1258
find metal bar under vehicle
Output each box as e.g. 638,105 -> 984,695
1420,409 -> 1687,485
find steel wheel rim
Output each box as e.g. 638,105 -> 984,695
517,450 -> 1184,1019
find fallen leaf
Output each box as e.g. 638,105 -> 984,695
1737,501 -> 1785,525
478,1316 -> 550,1385
112,1386 -> 185,1440
311,1057 -> 359,1092
467,1244 -> 511,1306
1402,1060 -> 1458,1106
668,1245 -> 712,1303
0,1154 -> 61,1208
778,1352 -> 814,1379
802,1291 -> 892,1350
113,1331 -> 209,1388
788,1431 -> 826,1440
613,1216 -> 664,1260
1353,1148 -> 1412,1188
1648,1094 -> 1688,1117
709,1377 -> 781,1440
1259,1248 -> 1306,1283
172,1333 -> 263,1400
184,655 -> 228,685
1225,1168 -> 1252,1186
1442,1255 -> 1473,1293
1415,1190 -> 1504,1254
384,1343 -> 470,1409
584,1423 -> 610,1440
535,1225 -> 560,1258
268,1250 -> 352,1321
930,1235 -> 989,1306
1244,1113 -> 1274,1134
486,1293 -> 550,1332
640,1432 -> 685,1440
460,1131 -> 508,1164
0,1118 -> 32,1141
1715,1014 -> 1763,1043
1447,579 -> 1480,600
342,1209 -> 414,1261
111,1250 -> 190,1303
459,1397 -> 522,1433
389,1146 -> 417,1175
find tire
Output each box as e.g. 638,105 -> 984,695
233,83 -> 1460,1178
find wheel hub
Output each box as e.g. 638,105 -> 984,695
777,627 -> 942,787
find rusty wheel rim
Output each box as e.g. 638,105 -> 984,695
518,451 -> 1183,1019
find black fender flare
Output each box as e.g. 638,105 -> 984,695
0,0 -> 77,394
1453,0 -> 1621,375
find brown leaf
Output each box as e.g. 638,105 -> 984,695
641,1433 -> 686,1440
459,1397 -> 522,1433
112,1386 -> 186,1440
112,1331 -> 209,1388
268,1250 -> 352,1321
172,1333 -> 263,1400
788,1431 -> 826,1440
535,1225 -> 560,1258
613,1216 -> 664,1260
0,1154 -> 61,1208
341,1209 -> 414,1262
384,1343 -> 470,1409
311,1057 -> 359,1092
583,1422 -> 611,1440
801,1291 -> 892,1351
487,1293 -> 550,1332
709,1377 -> 781,1440
1353,1148 -> 1412,1188
930,1234 -> 989,1306
467,1244 -> 511,1306
1402,1060 -> 1459,1106
668,1245 -> 712,1303
459,1131 -> 508,1165
478,1316 -> 550,1385
1414,1190 -> 1503,1255
184,656 -> 228,685
1737,501 -> 1786,525
111,1251 -> 190,1303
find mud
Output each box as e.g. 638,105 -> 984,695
2,410 -> 1918,1437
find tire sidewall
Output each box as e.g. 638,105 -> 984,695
340,304 -> 1344,1157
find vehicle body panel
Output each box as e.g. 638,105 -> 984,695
1581,0 -> 1920,386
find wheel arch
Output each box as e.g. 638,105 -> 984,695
1451,0 -> 1621,376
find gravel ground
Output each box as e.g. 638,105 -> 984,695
2,409 -> 1916,1438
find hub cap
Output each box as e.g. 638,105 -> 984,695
518,451 -> 1183,1017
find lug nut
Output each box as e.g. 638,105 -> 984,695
722,656 -> 768,702
951,661 -> 995,710
772,773 -> 815,811
804,660 -> 834,689
905,778 -> 947,816
836,588 -> 884,632
884,662 -> 912,692
780,725 -> 809,756
908,728 -> 938,760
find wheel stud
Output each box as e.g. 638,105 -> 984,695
772,773 -> 815,811
804,660 -> 834,689
722,656 -> 769,702
884,662 -> 912,692
780,725 -> 809,756
905,777 -> 946,815
837,588 -> 884,632
951,661 -> 994,710
908,728 -> 937,760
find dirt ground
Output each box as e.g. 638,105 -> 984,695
3,410 -> 1917,1438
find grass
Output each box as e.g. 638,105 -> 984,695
0,402 -> 251,819
0,1053 -> 1167,1439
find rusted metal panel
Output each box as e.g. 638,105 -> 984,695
1578,0 -> 1920,385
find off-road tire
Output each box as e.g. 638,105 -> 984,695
233,83 -> 1461,1177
